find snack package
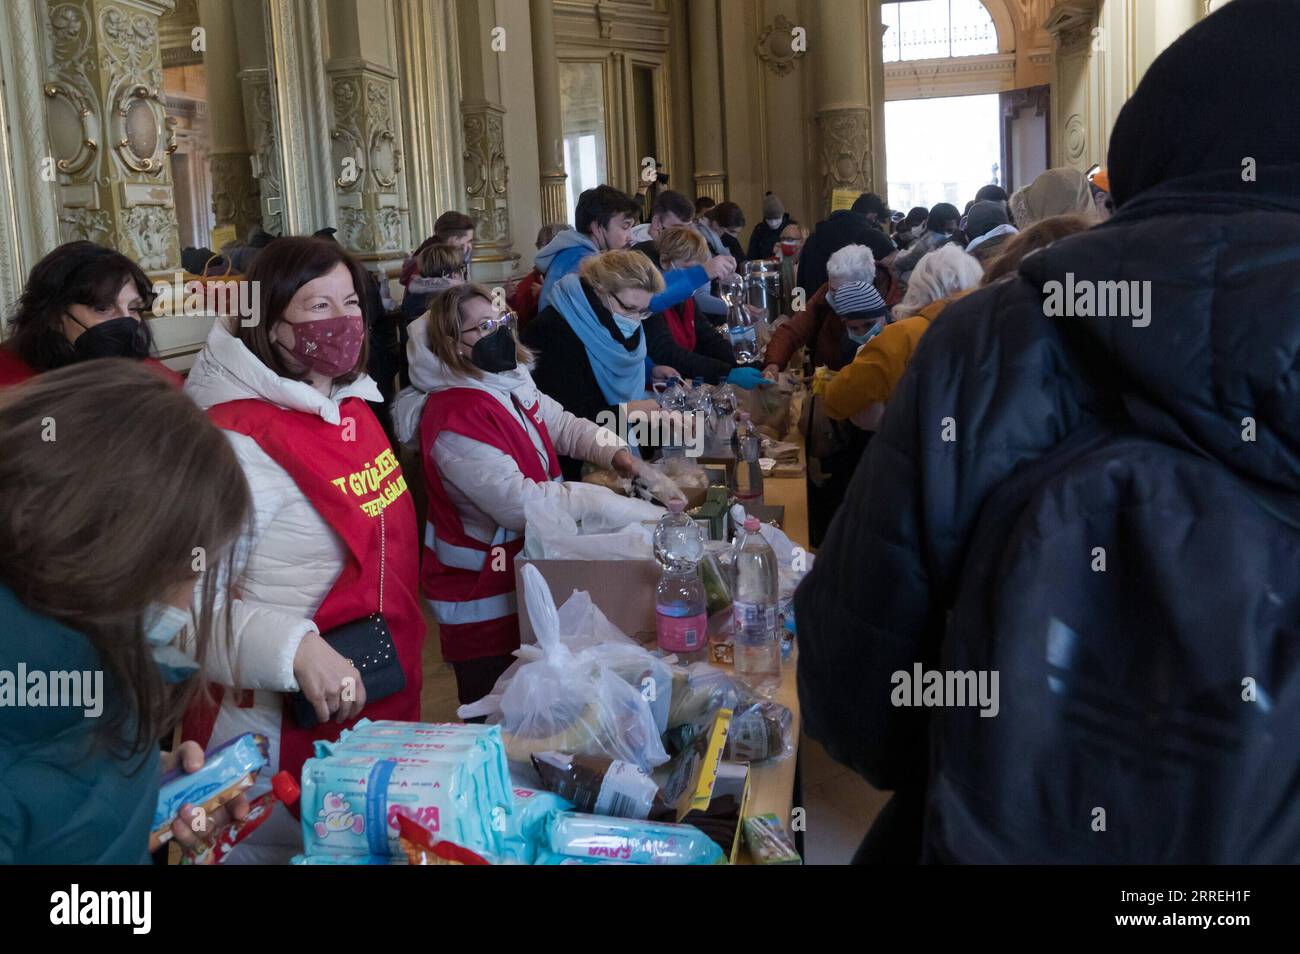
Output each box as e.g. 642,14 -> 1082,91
298,725 -> 513,861
151,732 -> 269,853
182,771 -> 299,865
725,700 -> 795,763
743,813 -> 802,865
397,814 -> 491,865
531,752 -> 672,821
495,786 -> 573,864
546,812 -> 726,865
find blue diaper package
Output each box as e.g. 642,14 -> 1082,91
496,786 -> 573,864
299,721 -> 514,861
290,853 -> 405,865
546,811 -> 725,865
533,849 -> 630,865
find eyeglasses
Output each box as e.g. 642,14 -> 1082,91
610,292 -> 651,321
460,310 -> 516,339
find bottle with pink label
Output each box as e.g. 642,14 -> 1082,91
653,499 -> 708,661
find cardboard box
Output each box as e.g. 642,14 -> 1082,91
515,556 -> 661,644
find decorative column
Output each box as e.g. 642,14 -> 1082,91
263,0 -> 335,235
528,0 -> 567,225
43,0 -> 181,270
323,1 -> 411,260
0,0 -> 62,312
393,0 -> 462,244
230,0 -> 285,236
811,0 -> 873,216
688,0 -> 726,201
457,0 -> 517,283
197,0 -> 260,240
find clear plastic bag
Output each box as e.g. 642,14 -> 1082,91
457,566 -> 670,772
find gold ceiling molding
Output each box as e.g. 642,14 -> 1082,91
1043,0 -> 1100,51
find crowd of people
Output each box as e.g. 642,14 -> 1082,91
0,0 -> 1295,865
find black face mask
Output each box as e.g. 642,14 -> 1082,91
470,327 -> 517,373
70,314 -> 151,362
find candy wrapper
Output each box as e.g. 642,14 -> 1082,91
546,812 -> 725,865
181,771 -> 299,865
398,814 -> 491,865
151,732 -> 269,853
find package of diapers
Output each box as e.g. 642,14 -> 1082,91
299,720 -> 514,861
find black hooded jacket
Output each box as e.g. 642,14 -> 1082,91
794,0 -> 1300,864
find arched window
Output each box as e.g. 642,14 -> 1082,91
882,0 -> 998,63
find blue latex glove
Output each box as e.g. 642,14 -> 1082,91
726,366 -> 769,390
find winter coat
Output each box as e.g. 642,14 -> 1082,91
763,284 -> 848,372
822,295 -> 961,420
747,213 -> 792,261
892,229 -> 954,286
182,317 -> 392,864
794,175 -> 1300,863
0,584 -> 157,864
797,212 -> 896,297
393,317 -> 656,545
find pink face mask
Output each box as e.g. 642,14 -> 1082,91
279,313 -> 364,378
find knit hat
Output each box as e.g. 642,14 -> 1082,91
1107,0 -> 1300,207
964,199 -> 1010,241
827,280 -> 888,322
762,192 -> 785,220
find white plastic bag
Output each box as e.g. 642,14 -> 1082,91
456,566 -> 670,772
521,496 -> 660,561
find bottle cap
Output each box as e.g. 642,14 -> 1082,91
271,770 -> 301,805
744,515 -> 761,532
666,498 -> 686,513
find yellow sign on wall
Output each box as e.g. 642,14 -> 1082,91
830,189 -> 860,213
210,224 -> 237,251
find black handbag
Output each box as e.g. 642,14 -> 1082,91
291,511 -> 405,728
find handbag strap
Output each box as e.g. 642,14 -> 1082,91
378,510 -> 385,614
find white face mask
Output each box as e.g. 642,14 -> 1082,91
765,217 -> 783,230
143,602 -> 199,682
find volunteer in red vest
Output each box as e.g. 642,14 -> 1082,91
0,241 -> 183,387
183,236 -> 425,864
393,283 -> 664,705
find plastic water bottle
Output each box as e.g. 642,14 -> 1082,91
731,515 -> 781,693
730,411 -> 764,514
722,274 -> 758,363
709,384 -> 737,450
657,378 -> 689,457
653,497 -> 704,569
654,500 -> 708,661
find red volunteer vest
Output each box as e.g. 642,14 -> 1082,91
664,298 -> 698,352
183,397 -> 424,796
417,387 -> 561,662
0,347 -> 183,388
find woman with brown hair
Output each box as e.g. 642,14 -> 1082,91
183,236 -> 425,863
0,241 -> 182,387
522,249 -> 680,478
393,284 -> 660,705
0,360 -> 252,863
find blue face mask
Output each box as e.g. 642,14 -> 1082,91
143,602 -> 199,682
847,324 -> 881,346
613,313 -> 642,339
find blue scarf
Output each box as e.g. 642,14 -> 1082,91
550,273 -> 647,406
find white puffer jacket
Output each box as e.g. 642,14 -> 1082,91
182,317 -> 385,864
393,315 -> 663,543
